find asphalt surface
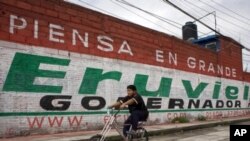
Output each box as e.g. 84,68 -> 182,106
149,121 -> 250,141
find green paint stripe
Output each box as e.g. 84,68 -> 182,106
150,108 -> 250,113
0,108 -> 250,117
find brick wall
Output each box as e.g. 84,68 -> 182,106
244,72 -> 250,82
0,0 -> 246,81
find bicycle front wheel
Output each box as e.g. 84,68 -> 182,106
138,127 -> 148,141
90,134 -> 105,141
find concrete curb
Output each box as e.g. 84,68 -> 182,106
80,117 -> 250,141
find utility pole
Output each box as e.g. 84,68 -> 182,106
192,11 -> 217,32
163,0 -> 221,35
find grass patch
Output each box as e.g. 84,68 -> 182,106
197,115 -> 207,121
171,116 -> 190,123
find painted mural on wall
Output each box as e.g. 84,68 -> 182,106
0,40 -> 250,137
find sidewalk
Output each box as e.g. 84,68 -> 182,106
1,116 -> 250,141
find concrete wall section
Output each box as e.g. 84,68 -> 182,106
0,41 -> 249,137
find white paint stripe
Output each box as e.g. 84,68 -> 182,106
33,77 -> 64,86
39,63 -> 68,71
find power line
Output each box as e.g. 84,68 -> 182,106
174,0 -> 217,35
78,0 -> 125,20
115,0 -> 182,26
182,0 -> 250,33
178,0 -> 250,47
177,0 -> 236,34
172,0 -> 248,42
243,53 -> 250,57
115,0 -> 208,36
78,0 -> 250,52
210,0 -> 250,22
163,0 -> 221,36
176,0 -> 216,25
243,59 -> 250,62
110,0 -> 181,36
111,0 -> 181,34
198,31 -> 214,38
79,0 -> 180,36
116,0 -> 250,52
205,0 -> 250,45
197,0 -> 250,27
163,0 -> 250,52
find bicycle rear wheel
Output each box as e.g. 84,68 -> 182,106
128,127 -> 148,141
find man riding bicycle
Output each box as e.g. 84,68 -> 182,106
108,85 -> 149,136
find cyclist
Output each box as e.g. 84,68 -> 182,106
108,85 -> 149,136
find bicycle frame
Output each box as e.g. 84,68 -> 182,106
99,109 -> 131,141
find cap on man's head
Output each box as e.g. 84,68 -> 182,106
127,85 -> 137,91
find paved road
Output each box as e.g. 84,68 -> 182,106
149,121 -> 250,141
232,121 -> 250,125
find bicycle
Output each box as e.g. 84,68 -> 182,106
90,108 -> 148,141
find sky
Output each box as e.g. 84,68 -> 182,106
66,0 -> 250,72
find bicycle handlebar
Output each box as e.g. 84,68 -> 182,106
107,108 -> 120,116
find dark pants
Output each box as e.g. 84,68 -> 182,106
123,110 -> 148,136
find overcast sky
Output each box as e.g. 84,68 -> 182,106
66,0 -> 250,72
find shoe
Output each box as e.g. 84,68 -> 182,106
126,130 -> 136,135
